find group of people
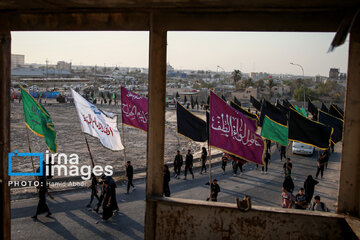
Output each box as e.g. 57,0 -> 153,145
281,154 -> 329,212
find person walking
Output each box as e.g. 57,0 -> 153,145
262,151 -> 270,174
86,173 -> 100,208
304,175 -> 319,204
126,161 -> 136,194
316,152 -> 326,179
232,160 -> 244,176
100,180 -> 113,221
200,147 -> 208,174
283,157 -> 292,177
266,139 -> 271,152
280,145 -> 286,162
31,177 -> 54,220
174,150 -> 183,179
221,155 -> 228,174
163,164 -> 171,197
184,149 -> 194,180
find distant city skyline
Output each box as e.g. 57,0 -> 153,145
11,31 -> 349,76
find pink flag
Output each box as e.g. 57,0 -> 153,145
121,87 -> 148,132
210,91 -> 265,165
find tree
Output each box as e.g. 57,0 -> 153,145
293,86 -> 317,102
267,79 -> 275,98
232,70 -> 242,88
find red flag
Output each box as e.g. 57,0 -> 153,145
121,87 -> 148,132
210,91 -> 265,165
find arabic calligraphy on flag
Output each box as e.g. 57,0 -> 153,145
210,91 -> 265,165
71,89 -> 124,151
121,87 -> 148,132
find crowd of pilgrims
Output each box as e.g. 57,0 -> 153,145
31,140 -> 330,222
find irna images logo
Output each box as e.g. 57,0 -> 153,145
8,150 -> 113,180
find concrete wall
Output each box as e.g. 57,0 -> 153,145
153,198 -> 357,240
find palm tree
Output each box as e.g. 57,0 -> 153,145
232,70 -> 242,87
267,79 -> 275,99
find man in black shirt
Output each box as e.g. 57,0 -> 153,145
200,147 -> 208,174
174,150 -> 183,179
86,173 -> 99,208
184,149 -> 194,180
295,188 -> 308,210
126,161 -> 136,194
280,146 -> 286,161
283,157 -> 292,177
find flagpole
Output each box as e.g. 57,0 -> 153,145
121,122 -> 127,164
207,140 -> 212,201
25,129 -> 36,174
84,134 -> 95,167
25,129 -> 38,193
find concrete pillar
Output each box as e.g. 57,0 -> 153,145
0,30 -> 11,240
144,13 -> 167,240
337,15 -> 360,217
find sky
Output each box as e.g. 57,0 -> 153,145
11,31 -> 349,76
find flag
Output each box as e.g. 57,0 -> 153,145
283,99 -> 294,110
333,104 -> 344,116
250,95 -> 262,111
301,107 -> 308,117
259,100 -> 287,127
230,101 -> 259,122
288,108 -> 333,150
294,105 -> 302,115
20,86 -> 57,153
72,89 -> 124,151
329,104 -> 343,119
176,92 -> 180,99
177,102 -> 207,142
210,92 -> 265,165
121,87 -> 148,132
261,115 -> 289,146
307,99 -> 318,118
319,110 -> 343,143
234,96 -> 241,106
221,95 -> 227,102
276,99 -> 289,113
321,103 -> 329,113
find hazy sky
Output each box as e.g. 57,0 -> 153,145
11,31 -> 348,76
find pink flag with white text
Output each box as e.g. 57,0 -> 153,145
121,87 -> 148,132
210,91 -> 265,165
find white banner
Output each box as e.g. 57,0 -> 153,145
71,89 -> 124,151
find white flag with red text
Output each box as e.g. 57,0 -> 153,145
71,89 -> 124,151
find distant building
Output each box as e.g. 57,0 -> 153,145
232,87 -> 258,100
57,61 -> 72,72
11,54 -> 25,68
329,68 -> 339,79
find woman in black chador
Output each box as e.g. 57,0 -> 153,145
32,177 -> 54,220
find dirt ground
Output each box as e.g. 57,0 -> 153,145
10,101 -> 207,182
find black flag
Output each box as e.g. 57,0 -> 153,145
230,101 -> 259,122
321,103 -> 329,113
250,95 -> 261,111
259,100 -> 287,127
176,102 -> 207,142
283,99 -> 294,110
221,94 -> 227,102
319,110 -> 343,143
333,104 -> 344,116
234,96 -> 242,106
288,108 -> 333,150
276,100 -> 289,114
329,104 -> 343,119
307,99 -> 318,118
176,91 -> 180,99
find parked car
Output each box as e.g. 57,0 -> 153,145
292,141 -> 314,155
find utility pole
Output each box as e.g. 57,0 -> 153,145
290,62 -> 305,107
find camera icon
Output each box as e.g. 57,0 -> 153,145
8,150 -> 43,176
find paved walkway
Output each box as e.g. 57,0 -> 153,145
11,143 -> 341,240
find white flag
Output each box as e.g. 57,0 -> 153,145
71,89 -> 124,151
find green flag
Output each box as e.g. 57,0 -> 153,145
261,115 -> 288,146
301,107 -> 308,117
20,86 -> 57,152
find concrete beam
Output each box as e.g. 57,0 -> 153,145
145,13 -> 167,240
337,14 -> 360,217
0,30 -> 11,240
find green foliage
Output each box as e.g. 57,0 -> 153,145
232,70 -> 242,87
293,87 -> 317,101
